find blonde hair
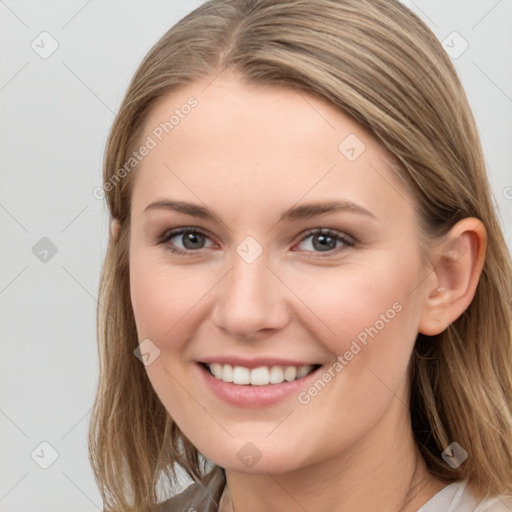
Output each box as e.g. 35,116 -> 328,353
88,0 -> 512,510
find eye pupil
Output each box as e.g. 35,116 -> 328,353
314,233 -> 337,252
183,231 -> 204,249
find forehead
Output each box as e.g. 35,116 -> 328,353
129,71 -> 412,226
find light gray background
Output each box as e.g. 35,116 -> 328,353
1,1 -> 511,511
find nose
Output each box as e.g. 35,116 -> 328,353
211,249 -> 290,340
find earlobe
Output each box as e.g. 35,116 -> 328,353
418,217 -> 487,336
110,218 -> 121,242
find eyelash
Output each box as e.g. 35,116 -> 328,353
157,227 -> 356,258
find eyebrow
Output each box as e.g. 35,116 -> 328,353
144,199 -> 377,223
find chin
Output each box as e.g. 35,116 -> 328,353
200,441 -> 318,475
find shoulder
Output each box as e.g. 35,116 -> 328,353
418,480 -> 512,512
151,466 -> 226,512
475,496 -> 512,512
456,482 -> 512,512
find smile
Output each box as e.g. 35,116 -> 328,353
203,363 -> 321,385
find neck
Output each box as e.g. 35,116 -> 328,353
219,399 -> 447,512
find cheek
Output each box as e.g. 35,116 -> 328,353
129,255 -> 205,420
130,246 -> 422,362
290,256 -> 422,398
127,244 -> 424,470
129,253 -> 212,343
289,261 -> 414,346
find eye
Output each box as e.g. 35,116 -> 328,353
157,226 -> 356,257
293,228 -> 355,256
158,227 -> 215,255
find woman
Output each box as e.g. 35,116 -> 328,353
88,1 -> 512,511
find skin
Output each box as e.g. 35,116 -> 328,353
126,69 -> 487,512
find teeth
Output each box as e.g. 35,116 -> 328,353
211,363 -> 223,379
206,363 -> 316,385
250,366 -> 269,385
232,366 -> 250,385
222,364 -> 233,383
296,366 -> 311,378
269,366 -> 284,384
283,366 -> 297,381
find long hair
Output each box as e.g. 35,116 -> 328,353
88,1 -> 512,510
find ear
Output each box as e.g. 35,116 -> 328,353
110,218 -> 121,242
418,217 -> 487,336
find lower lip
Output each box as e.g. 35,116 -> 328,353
196,363 -> 323,407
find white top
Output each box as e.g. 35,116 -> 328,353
417,480 -> 511,512
153,467 -> 512,512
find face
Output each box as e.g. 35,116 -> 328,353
128,70 -> 431,474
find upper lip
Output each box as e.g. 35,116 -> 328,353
199,357 -> 322,369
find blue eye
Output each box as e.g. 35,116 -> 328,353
158,227 -> 355,257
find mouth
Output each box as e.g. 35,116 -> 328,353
200,362 -> 322,386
